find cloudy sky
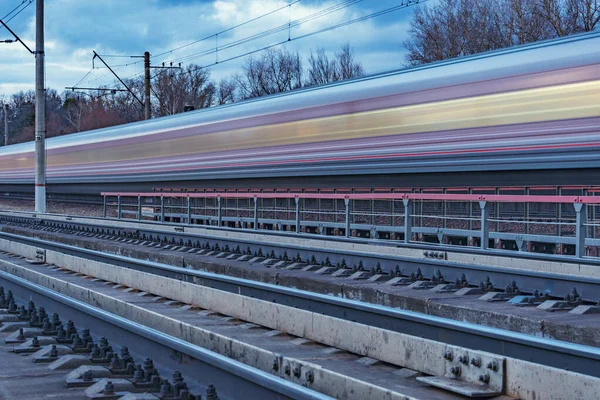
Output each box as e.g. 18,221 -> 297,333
0,0 -> 421,96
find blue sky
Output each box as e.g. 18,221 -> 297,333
0,0 -> 421,96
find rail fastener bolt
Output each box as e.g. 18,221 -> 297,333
293,365 -> 301,378
487,360 -> 499,372
443,350 -> 453,361
205,384 -> 220,400
479,373 -> 491,384
103,381 -> 115,395
305,370 -> 314,383
450,365 -> 461,377
471,357 -> 482,367
82,370 -> 93,382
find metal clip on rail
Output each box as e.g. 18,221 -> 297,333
26,248 -> 46,265
417,345 -> 504,398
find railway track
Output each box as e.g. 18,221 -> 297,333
0,229 -> 599,399
1,210 -> 599,304
0,269 -> 327,399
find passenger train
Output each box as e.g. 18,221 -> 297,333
1,32 -> 600,194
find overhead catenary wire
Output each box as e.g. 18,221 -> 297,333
148,0 -> 427,83
172,0 -> 364,65
75,0 -> 339,92
72,0 -> 424,98
1,0 -> 28,20
152,0 -> 302,58
73,68 -> 94,88
70,1 -> 304,91
0,0 -> 34,30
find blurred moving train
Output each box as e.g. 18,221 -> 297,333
1,32 -> 600,194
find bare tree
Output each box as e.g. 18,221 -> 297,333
404,0 -> 468,65
573,0 -> 600,31
507,0 -> 553,44
153,65 -> 215,116
336,43 -> 365,80
405,0 -> 597,66
539,0 -> 581,36
216,77 -> 237,105
306,48 -> 337,86
236,48 -> 302,99
62,94 -> 85,133
305,44 -> 365,87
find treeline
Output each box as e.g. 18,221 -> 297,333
0,44 -> 363,145
3,0 -> 599,145
405,0 -> 600,65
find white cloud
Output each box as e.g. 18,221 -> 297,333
0,0 -> 417,96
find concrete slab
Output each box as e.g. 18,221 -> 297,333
0,330 -> 85,399
5,227 -> 600,350
2,251 -> 596,400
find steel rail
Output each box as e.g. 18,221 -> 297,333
2,212 -> 600,302
3,209 -> 599,266
0,231 -> 599,379
0,269 -> 331,400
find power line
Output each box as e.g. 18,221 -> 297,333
92,51 -> 143,106
97,54 -> 140,58
73,68 -> 94,88
73,0 -> 424,100
0,0 -> 34,30
71,1 -> 307,93
1,0 -> 28,20
153,0 -> 302,58
159,0 -> 425,79
173,0 -> 364,65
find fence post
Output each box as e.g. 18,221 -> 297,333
137,195 -> 142,221
217,196 -> 223,227
187,197 -> 192,225
480,201 -> 489,250
574,202 -> 588,258
403,199 -> 412,243
103,195 -> 107,218
345,198 -> 351,238
160,196 -> 165,222
295,197 -> 300,233
117,195 -> 121,220
253,197 -> 258,230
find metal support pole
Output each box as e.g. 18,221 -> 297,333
137,196 -> 142,220
525,187 -> 530,235
557,186 -> 562,237
480,201 -> 490,250
144,51 -> 151,120
253,197 -> 258,230
34,0 -> 46,213
187,197 -> 191,225
3,104 -> 8,146
117,195 -> 121,219
403,199 -> 412,243
370,192 -> 375,226
468,187 -> 473,231
575,203 -> 588,258
345,199 -> 351,238
442,188 -> 447,229
217,197 -> 222,227
160,196 -> 165,222
102,196 -> 106,218
295,198 -> 300,233
495,187 -> 500,233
